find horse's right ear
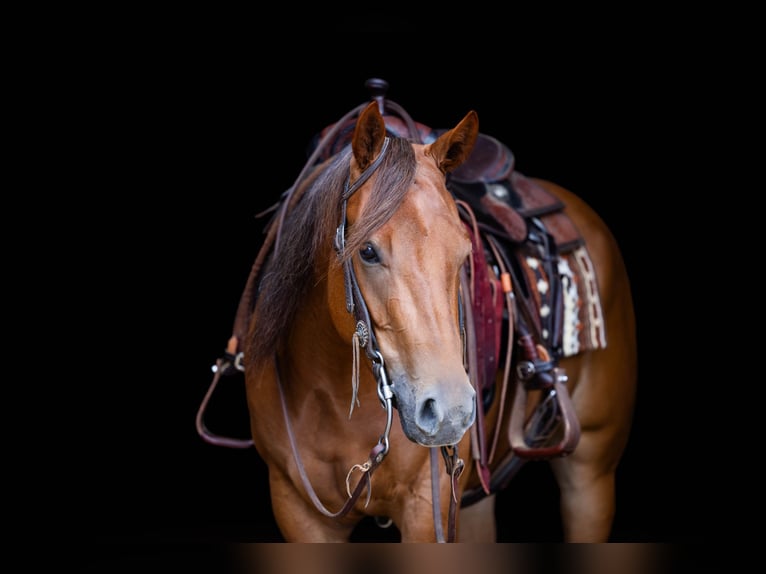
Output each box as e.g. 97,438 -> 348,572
427,111 -> 479,174
352,101 -> 387,171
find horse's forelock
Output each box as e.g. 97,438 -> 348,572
341,138 -> 415,264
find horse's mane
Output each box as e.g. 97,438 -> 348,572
248,136 -> 416,366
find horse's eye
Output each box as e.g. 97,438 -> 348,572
359,242 -> 380,264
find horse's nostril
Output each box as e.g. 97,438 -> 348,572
466,396 -> 477,426
417,397 -> 440,435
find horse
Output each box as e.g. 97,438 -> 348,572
197,80 -> 637,542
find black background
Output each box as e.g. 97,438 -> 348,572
64,11 -> 725,551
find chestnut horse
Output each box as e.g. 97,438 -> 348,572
198,87 -> 637,542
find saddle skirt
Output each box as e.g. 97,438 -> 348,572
451,170 -> 607,362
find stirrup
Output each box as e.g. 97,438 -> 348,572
508,366 -> 581,459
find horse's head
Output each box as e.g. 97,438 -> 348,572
335,101 -> 480,447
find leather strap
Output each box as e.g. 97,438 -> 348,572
275,354 -> 387,519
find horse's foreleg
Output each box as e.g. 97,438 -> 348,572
457,494 -> 497,541
549,354 -> 636,542
550,344 -> 636,541
550,452 -> 617,542
267,471 -> 355,542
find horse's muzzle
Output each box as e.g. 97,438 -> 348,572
393,376 -> 476,446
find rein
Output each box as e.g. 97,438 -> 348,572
274,353 -> 388,518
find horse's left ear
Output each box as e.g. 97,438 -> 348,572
427,111 -> 479,174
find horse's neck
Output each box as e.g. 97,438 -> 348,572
277,303 -> 384,455
282,278 -> 378,404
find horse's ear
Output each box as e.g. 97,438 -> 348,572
352,101 -> 387,171
427,111 -> 479,174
